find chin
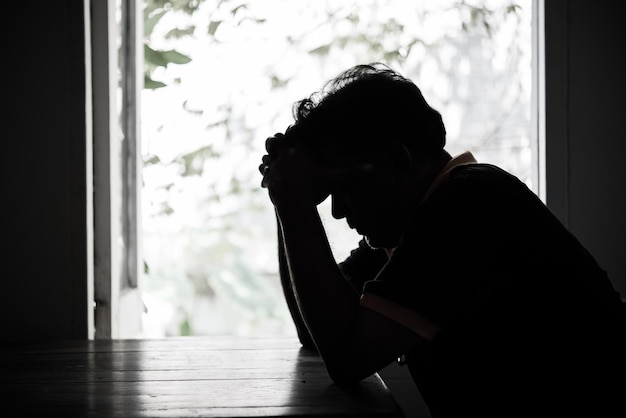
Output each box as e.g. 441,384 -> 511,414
364,234 -> 399,251
364,236 -> 379,249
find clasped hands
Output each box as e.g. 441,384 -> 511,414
259,131 -> 373,209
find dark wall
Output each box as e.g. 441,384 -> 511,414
4,1 -> 89,343
545,0 -> 626,297
2,0 -> 624,345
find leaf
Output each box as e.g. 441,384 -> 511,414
158,202 -> 174,216
178,145 -> 220,177
507,4 -> 521,14
161,49 -> 192,65
144,8 -> 167,38
144,74 -> 167,90
271,75 -> 289,88
231,4 -> 248,15
166,26 -> 196,39
144,154 -> 162,165
143,0 -> 163,16
309,44 -> 331,56
206,118 -> 229,129
183,100 -> 204,116
208,20 -> 222,36
144,45 -> 169,67
180,0 -> 202,15
145,45 -> 192,67
483,20 -> 493,37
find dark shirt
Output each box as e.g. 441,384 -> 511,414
340,163 -> 626,417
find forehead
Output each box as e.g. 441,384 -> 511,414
307,129 -> 380,165
314,142 -> 374,168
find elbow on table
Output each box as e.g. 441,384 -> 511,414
324,356 -> 375,386
327,369 -> 369,386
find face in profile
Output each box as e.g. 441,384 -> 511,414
328,153 -> 410,250
308,126 -> 416,250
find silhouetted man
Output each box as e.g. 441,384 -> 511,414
259,63 -> 625,417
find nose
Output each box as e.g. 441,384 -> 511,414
331,194 -> 348,220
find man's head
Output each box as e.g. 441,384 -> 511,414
284,63 -> 448,249
285,62 -> 446,168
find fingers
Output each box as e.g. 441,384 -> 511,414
260,137 -> 288,187
258,163 -> 268,175
260,133 -> 285,188
265,133 -> 288,157
261,130 -> 298,187
259,157 -> 272,188
259,148 -> 298,189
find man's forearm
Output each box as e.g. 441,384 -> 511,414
276,214 -> 315,348
275,203 -> 361,356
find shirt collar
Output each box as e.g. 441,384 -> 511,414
420,151 -> 477,204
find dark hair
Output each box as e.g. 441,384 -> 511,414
285,62 -> 446,164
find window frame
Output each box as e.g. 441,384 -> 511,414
91,0 -> 143,339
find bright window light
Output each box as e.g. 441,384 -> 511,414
140,0 -> 532,337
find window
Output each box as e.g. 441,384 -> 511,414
98,0 -> 537,338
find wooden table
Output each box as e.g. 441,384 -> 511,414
1,335 -> 404,417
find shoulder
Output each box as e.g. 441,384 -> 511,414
447,163 -> 524,187
428,163 -> 539,211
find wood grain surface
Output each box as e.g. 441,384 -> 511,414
1,336 -> 404,417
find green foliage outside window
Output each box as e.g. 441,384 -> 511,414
140,0 -> 531,337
